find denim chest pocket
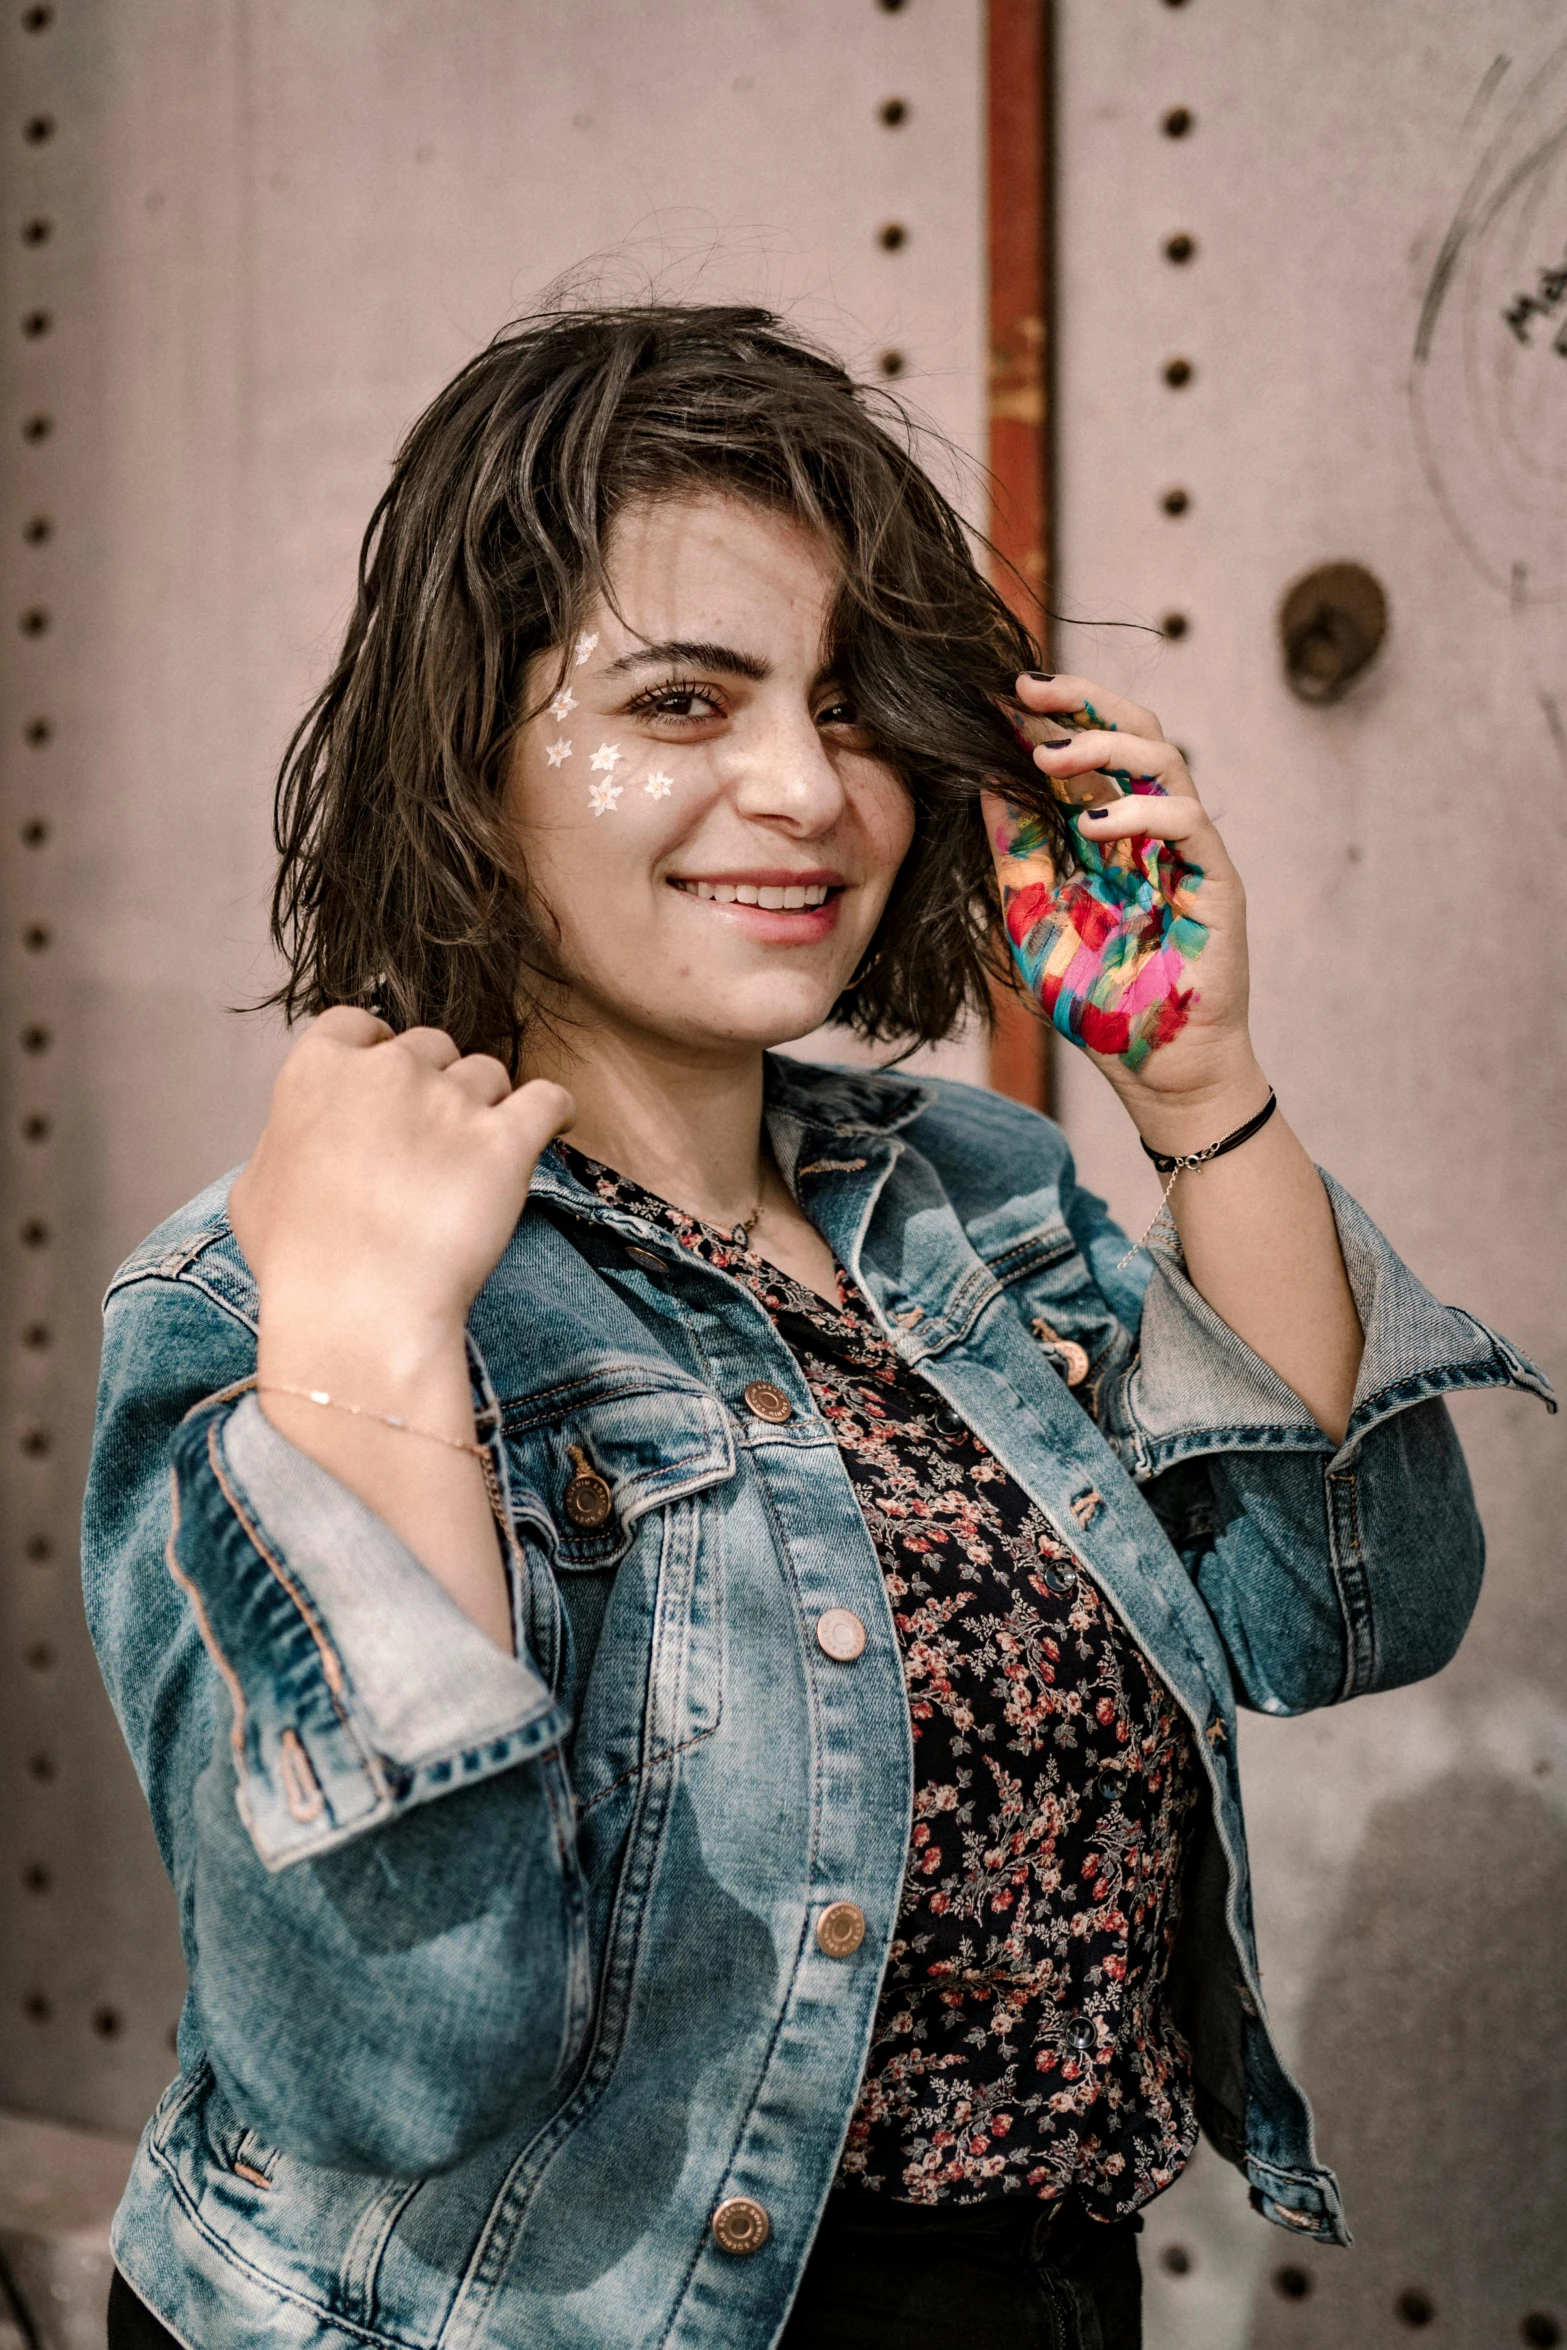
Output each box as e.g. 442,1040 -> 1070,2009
980,1218 -> 1132,1413
499,1378 -> 737,1873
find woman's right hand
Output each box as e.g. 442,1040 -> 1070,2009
230,1009 -> 575,1372
227,1011 -> 575,1648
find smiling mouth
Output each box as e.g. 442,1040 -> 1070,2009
670,879 -> 836,909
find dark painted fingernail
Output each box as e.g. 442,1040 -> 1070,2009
1026,670 -> 1056,681
1081,804 -> 1114,820
1037,735 -> 1073,751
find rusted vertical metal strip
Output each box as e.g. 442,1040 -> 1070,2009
986,0 -> 1054,1113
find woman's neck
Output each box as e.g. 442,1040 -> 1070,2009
522,1019 -> 774,1231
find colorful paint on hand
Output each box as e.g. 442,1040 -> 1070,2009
993,781 -> 1209,1070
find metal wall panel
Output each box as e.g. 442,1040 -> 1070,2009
1051,5 -> 1567,2343
0,0 -> 986,2139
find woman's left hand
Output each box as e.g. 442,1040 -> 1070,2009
981,671 -> 1261,1126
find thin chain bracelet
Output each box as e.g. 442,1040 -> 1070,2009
1116,1089 -> 1279,1270
256,1383 -> 488,1460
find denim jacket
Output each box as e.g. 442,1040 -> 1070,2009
83,1058 -> 1550,2350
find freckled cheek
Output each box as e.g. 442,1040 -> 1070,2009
856,773 -> 917,887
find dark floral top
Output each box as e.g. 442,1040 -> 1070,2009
558,1143 -> 1203,2216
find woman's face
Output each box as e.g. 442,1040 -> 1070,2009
507,493 -> 915,1063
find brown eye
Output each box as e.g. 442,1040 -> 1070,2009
630,679 -> 726,725
819,701 -> 878,753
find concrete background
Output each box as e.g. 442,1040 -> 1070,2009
2,3 -> 1564,2346
1051,4 -> 1567,2343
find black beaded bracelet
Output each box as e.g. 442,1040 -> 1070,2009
1139,1089 -> 1278,1177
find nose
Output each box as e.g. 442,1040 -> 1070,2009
727,705 -> 847,834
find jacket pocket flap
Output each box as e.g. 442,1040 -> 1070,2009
501,1377 -> 736,1563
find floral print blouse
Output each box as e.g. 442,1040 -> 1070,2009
557,1143 -> 1204,2217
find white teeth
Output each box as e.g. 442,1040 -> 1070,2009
674,878 -> 833,907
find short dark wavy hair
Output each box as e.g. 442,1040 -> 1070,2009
267,303 -> 1070,1067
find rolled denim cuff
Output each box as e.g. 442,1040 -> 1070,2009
168,1391 -> 567,1871
1120,1169 -> 1553,1472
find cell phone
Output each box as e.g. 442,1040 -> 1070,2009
1003,701 -> 1127,811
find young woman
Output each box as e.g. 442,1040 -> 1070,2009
85,306 -> 1546,2350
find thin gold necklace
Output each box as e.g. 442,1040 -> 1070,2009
728,1187 -> 766,1248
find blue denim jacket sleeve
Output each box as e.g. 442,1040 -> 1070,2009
83,1267 -> 584,2176
1063,1163 -> 1555,1716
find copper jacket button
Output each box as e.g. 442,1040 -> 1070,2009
816,1901 -> 867,1959
742,1380 -> 793,1423
562,1444 -> 613,1529
815,1608 -> 866,1662
711,2196 -> 771,2255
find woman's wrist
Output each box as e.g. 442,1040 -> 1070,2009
257,1288 -> 476,1441
1107,1049 -> 1273,1162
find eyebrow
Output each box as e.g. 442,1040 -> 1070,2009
601,637 -> 772,682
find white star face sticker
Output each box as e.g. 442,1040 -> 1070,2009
589,741 -> 624,774
545,738 -> 573,767
643,771 -> 674,799
588,779 -> 623,816
574,632 -> 599,666
549,688 -> 577,723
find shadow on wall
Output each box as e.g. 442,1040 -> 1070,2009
1248,1772 -> 1567,2348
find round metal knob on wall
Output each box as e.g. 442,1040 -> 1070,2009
1279,562 -> 1389,703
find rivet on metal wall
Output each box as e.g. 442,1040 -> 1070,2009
1279,561 -> 1388,702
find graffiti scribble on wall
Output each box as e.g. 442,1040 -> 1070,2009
1410,41 -> 1567,604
